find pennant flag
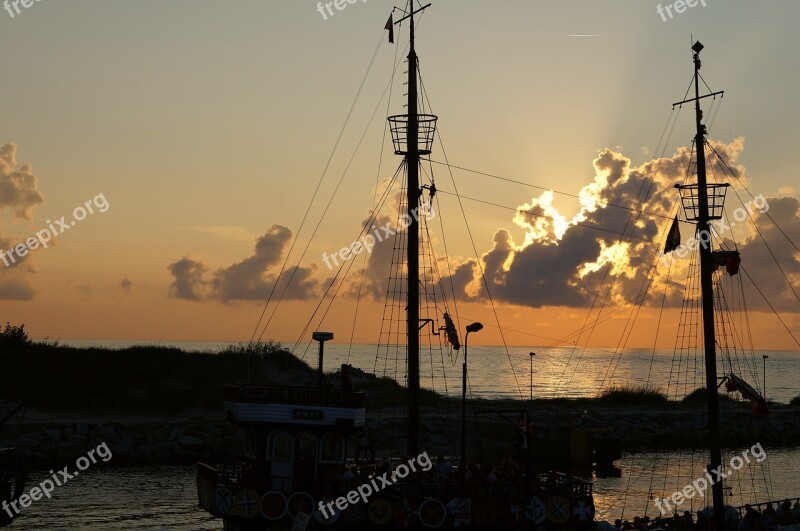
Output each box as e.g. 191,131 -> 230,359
384,14 -> 394,43
663,216 -> 681,254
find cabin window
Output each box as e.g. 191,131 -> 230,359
320,433 -> 345,463
295,432 -> 317,461
271,432 -> 292,462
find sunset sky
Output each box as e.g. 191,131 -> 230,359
1,0 -> 798,350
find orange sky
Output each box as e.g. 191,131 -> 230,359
1,1 -> 798,350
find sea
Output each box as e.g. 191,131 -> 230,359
9,339 -> 798,530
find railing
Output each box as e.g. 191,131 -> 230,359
224,385 -> 365,408
676,182 -> 730,221
735,497 -> 800,514
388,114 -> 438,155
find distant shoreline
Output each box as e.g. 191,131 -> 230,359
2,342 -> 799,468
2,341 -> 798,414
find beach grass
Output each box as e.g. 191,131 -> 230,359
597,385 -> 669,405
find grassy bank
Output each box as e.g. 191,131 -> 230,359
0,325 -> 790,415
0,338 -> 301,413
0,332 -> 443,414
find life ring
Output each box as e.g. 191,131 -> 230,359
394,498 -> 418,527
546,495 -> 571,525
571,499 -> 595,522
525,496 -> 546,524
419,498 -> 447,528
214,486 -> 234,515
368,498 -> 394,526
287,492 -> 315,520
261,491 -> 287,521
446,498 -> 472,527
232,488 -> 262,518
313,499 -> 341,525
355,445 -> 376,465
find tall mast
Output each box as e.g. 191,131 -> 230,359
676,41 -> 726,531
406,0 -> 421,458
390,0 -> 431,457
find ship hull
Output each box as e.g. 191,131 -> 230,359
198,463 -> 596,530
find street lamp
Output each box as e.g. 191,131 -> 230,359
529,352 -> 535,402
312,332 -> 334,390
763,355 -> 769,402
462,322 -> 483,485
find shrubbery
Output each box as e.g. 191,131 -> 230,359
0,322 -> 30,348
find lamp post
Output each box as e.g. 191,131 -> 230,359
763,355 -> 769,402
312,332 -> 334,390
529,352 -> 535,402
462,322 -> 483,485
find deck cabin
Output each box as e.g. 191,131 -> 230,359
198,383 -> 365,511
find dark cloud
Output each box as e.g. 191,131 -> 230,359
168,225 -> 319,303
168,257 -> 209,301
435,139 -> 799,313
723,195 -> 800,312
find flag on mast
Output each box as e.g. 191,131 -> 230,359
664,216 -> 681,254
385,14 -> 394,43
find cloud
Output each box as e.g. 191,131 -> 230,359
168,225 -> 319,302
440,145 -> 686,308
0,143 -> 45,221
722,195 -> 800,312
0,143 -> 44,300
433,138 -> 798,313
168,257 -> 210,301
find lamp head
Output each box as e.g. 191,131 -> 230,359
466,322 -> 483,333
312,331 -> 334,342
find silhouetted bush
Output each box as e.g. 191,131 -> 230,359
0,342 -> 296,413
220,341 -> 312,373
790,395 -> 800,406
597,385 -> 668,405
0,322 -> 30,348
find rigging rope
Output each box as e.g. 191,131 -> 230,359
249,29 -> 388,345
346,25 -> 404,365
426,160 -> 688,225
291,162 -> 404,355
